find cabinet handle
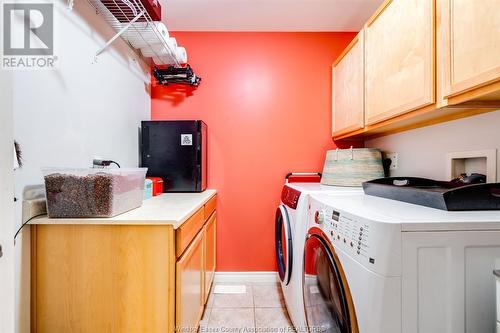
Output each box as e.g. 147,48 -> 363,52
0,244 -> 3,258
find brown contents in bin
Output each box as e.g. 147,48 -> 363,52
45,173 -> 115,217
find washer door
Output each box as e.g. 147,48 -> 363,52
303,230 -> 357,333
275,205 -> 293,285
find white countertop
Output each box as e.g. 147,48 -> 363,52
30,189 -> 217,229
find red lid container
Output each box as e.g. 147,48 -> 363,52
147,177 -> 164,196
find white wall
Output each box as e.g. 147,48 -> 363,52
12,1 -> 151,332
366,110 -> 500,180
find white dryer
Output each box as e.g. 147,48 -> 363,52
275,177 -> 363,331
304,192 -> 500,333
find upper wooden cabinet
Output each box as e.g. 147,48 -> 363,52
332,31 -> 365,137
438,0 -> 500,105
364,0 -> 435,125
332,0 -> 500,140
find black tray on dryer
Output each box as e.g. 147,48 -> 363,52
362,177 -> 500,211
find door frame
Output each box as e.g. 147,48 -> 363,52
0,69 -> 15,332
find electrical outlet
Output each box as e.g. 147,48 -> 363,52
386,152 -> 399,170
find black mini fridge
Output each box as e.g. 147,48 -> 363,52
140,120 -> 207,192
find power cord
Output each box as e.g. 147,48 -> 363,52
93,159 -> 121,168
14,213 -> 46,244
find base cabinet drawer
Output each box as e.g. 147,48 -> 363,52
204,195 -> 217,220
176,231 -> 204,332
176,207 -> 205,257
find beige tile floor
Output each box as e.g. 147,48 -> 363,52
199,282 -> 295,332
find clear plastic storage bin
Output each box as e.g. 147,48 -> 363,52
42,168 -> 147,218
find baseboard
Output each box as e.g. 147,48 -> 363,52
213,271 -> 279,284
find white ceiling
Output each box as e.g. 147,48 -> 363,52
163,0 -> 384,32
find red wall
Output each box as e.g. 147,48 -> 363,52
152,32 -> 356,271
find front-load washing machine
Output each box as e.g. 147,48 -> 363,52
275,176 -> 363,331
304,192 -> 500,333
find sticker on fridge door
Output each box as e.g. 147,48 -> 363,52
181,134 -> 193,146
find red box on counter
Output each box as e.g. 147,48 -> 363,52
147,177 -> 164,196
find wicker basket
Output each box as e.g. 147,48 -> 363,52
321,148 -> 385,187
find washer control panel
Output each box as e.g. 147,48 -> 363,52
308,195 -> 402,276
281,185 -> 301,209
324,207 -> 371,260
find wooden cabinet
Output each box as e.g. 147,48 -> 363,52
176,207 -> 205,257
175,196 -> 217,331
204,194 -> 217,219
176,231 -> 204,332
31,194 -> 217,333
332,30 -> 365,137
438,0 -> 500,105
332,0 -> 500,141
31,225 -> 176,333
203,212 -> 216,303
364,0 -> 435,125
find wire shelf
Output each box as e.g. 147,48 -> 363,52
86,0 -> 180,66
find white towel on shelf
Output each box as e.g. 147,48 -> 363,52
175,46 -> 187,64
145,45 -> 177,65
124,22 -> 169,49
166,37 -> 177,51
140,44 -> 171,57
124,22 -> 168,39
140,37 -> 178,60
152,55 -> 177,66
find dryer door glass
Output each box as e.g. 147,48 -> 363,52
275,205 -> 292,284
303,234 -> 351,333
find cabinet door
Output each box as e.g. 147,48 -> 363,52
32,225 -> 175,333
440,0 -> 500,102
204,213 -> 216,303
176,231 -> 204,332
332,30 -> 365,137
365,0 -> 435,125
402,231 -> 500,333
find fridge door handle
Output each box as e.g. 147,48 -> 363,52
142,126 -> 150,156
197,131 -> 202,159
